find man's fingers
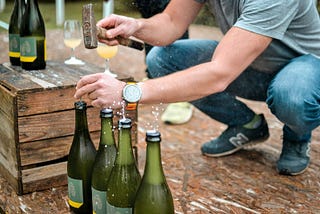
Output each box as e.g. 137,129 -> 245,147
76,73 -> 101,89
74,74 -> 103,99
91,98 -> 103,109
75,84 -> 96,99
91,98 -> 113,109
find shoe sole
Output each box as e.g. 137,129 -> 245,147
202,134 -> 270,158
277,163 -> 310,176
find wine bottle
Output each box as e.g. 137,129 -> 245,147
67,101 -> 97,214
8,0 -> 26,66
20,0 -> 46,70
134,130 -> 174,214
106,118 -> 141,213
91,108 -> 117,214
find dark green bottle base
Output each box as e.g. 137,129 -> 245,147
21,61 -> 46,70
69,204 -> 92,214
10,57 -> 21,66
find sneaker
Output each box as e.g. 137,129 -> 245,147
161,102 -> 193,125
201,114 -> 269,157
276,140 -> 311,175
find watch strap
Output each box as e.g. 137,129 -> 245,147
124,81 -> 140,111
125,102 -> 137,111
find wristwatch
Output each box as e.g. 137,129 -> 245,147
122,82 -> 142,110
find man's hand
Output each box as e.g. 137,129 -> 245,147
96,14 -> 141,46
74,73 -> 126,109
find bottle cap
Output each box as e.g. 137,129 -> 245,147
146,130 -> 161,142
100,108 -> 113,118
119,118 -> 132,128
74,101 -> 87,110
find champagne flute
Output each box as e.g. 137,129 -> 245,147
96,42 -> 118,77
63,20 -> 84,65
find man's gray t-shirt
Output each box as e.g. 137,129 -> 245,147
195,0 -> 320,73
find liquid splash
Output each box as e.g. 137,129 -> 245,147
143,103 -> 164,132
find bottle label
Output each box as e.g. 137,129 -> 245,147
92,187 -> 107,214
106,201 -> 132,214
9,34 -> 20,57
67,176 -> 84,208
20,37 -> 46,62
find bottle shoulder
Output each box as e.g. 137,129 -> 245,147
20,6 -> 45,36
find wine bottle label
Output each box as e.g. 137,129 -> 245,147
106,201 -> 132,214
67,176 -> 84,208
9,34 -> 20,57
92,187 -> 107,214
20,37 -> 46,62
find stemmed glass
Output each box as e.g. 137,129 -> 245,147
63,20 -> 85,65
96,42 -> 118,77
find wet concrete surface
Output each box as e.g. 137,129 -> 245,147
0,25 -> 319,213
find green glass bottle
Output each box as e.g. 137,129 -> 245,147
20,0 -> 46,70
67,101 -> 97,214
106,118 -> 141,213
8,0 -> 25,66
133,130 -> 174,214
91,108 -> 117,214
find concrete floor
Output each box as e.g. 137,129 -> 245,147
0,25 -> 319,213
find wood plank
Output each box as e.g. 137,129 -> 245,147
0,84 -> 15,118
16,86 -> 77,116
19,114 -> 137,166
0,158 -> 20,194
0,62 -> 93,91
20,131 -> 100,166
21,162 -> 68,194
0,63 -> 41,91
0,61 -> 131,93
16,88 -> 136,117
18,107 -> 101,143
0,84 -> 19,178
0,113 -> 18,175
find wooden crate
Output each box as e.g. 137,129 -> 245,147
0,61 -> 137,195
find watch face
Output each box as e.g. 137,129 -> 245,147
124,84 -> 142,103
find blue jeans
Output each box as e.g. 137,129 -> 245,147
146,39 -> 320,142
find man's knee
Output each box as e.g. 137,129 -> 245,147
267,80 -> 318,134
146,46 -> 168,78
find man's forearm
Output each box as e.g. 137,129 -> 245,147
134,14 -> 184,46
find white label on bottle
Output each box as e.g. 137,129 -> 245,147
20,37 -> 37,62
9,34 -> 20,57
68,176 -> 83,208
106,201 -> 132,214
92,187 -> 107,214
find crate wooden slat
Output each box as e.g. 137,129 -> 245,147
0,61 -> 137,195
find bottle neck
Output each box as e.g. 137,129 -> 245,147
27,0 -> 39,7
116,127 -> 135,165
26,0 -> 42,21
26,0 -> 38,11
99,117 -> 115,146
10,0 -> 25,22
74,108 -> 90,136
143,142 -> 166,184
18,0 -> 25,15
